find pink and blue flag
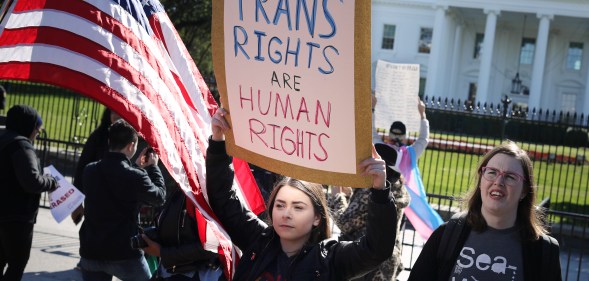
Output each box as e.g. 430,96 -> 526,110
398,146 -> 443,240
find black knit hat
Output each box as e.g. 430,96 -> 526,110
6,104 -> 42,137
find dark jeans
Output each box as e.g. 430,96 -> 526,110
163,274 -> 198,281
0,222 -> 34,281
80,256 -> 151,281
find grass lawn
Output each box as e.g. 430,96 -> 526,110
2,90 -> 105,142
419,149 -> 589,215
430,132 -> 587,158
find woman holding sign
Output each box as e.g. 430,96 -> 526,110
206,108 -> 397,280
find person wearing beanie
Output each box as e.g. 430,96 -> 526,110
0,104 -> 58,280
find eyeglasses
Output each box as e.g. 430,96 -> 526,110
481,166 -> 526,186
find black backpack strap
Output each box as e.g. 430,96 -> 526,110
540,234 -> 558,280
437,213 -> 467,279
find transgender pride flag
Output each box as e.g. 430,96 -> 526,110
398,145 -> 443,240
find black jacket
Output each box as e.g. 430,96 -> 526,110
73,116 -> 110,193
206,139 -> 397,281
155,189 -> 221,277
408,220 -> 562,281
0,106 -> 57,224
79,152 -> 166,260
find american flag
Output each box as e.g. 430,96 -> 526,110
0,0 -> 265,278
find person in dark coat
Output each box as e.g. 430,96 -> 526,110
78,119 -> 166,281
0,105 -> 58,280
142,186 -> 227,281
206,108 -> 397,281
71,108 -> 120,224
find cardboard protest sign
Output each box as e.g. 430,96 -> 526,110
212,1 -> 372,187
43,165 -> 85,223
374,60 -> 421,135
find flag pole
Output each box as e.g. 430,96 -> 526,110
0,0 -> 15,35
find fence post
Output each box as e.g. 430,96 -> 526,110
500,95 -> 511,140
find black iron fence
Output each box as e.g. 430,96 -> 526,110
1,80 -> 587,280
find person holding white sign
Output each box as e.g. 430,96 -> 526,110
206,108 -> 397,280
0,105 -> 58,280
386,98 -> 429,159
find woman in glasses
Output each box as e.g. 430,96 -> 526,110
408,141 -> 562,281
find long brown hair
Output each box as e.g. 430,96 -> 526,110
267,177 -> 331,244
464,141 -> 546,240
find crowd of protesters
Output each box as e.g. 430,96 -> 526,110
1,100 -> 562,281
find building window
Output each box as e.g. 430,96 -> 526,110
561,92 -> 577,113
466,83 -> 477,111
418,27 -> 433,53
566,42 -> 583,70
473,33 -> 484,59
520,38 -> 535,65
381,24 -> 396,50
419,78 -> 426,99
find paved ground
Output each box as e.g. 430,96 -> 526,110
23,207 -> 82,281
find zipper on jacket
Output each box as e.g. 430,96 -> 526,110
180,209 -> 186,228
245,232 -> 275,280
286,248 -> 308,280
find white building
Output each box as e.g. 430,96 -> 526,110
372,0 -> 589,114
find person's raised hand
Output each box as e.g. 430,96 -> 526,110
136,147 -> 159,168
418,97 -> 426,119
211,108 -> 230,141
358,144 -> 386,189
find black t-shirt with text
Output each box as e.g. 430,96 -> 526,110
449,226 -> 524,281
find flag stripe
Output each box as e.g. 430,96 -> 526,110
150,13 -> 217,118
233,158 -> 266,214
403,208 -> 434,239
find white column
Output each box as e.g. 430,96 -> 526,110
424,5 -> 448,99
476,9 -> 500,105
528,13 -> 553,111
449,23 -> 463,99
584,68 -> 589,115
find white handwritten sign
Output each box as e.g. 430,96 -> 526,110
213,1 -> 372,187
374,60 -> 421,133
43,165 -> 85,223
